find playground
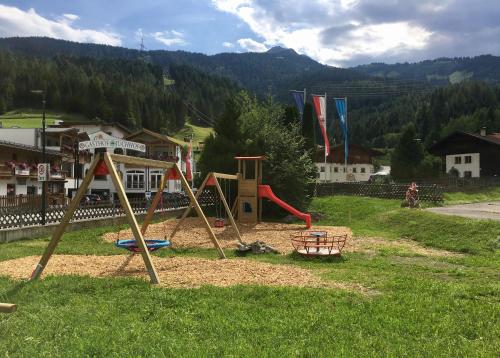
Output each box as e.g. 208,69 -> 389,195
0,153 -> 499,356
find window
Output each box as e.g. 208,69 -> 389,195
353,167 -> 357,173
150,171 -> 163,189
454,156 -> 462,164
464,171 -> 472,178
343,167 -> 346,173
126,170 -> 145,189
27,186 -> 36,195
320,166 -> 325,172
465,156 -> 472,164
361,167 -> 366,173
334,167 -> 339,173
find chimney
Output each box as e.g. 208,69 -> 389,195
480,127 -> 486,137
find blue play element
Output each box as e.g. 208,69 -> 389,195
115,239 -> 171,253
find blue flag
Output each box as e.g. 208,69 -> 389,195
290,90 -> 305,123
335,98 -> 348,163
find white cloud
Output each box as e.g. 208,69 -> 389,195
151,30 -> 187,47
0,5 -> 121,46
222,41 -> 234,48
211,0 -> 440,66
237,38 -> 268,52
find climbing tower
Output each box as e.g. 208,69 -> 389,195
235,156 -> 265,224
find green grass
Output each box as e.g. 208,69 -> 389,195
1,196 -> 499,356
444,187 -> 500,205
0,109 -> 87,128
173,121 -> 214,144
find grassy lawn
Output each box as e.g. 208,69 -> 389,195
173,121 -> 214,144
1,196 -> 499,356
444,186 -> 500,205
0,109 -> 87,128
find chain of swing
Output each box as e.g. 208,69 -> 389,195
214,178 -> 232,227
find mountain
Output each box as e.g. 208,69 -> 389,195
0,37 -> 366,100
353,55 -> 500,85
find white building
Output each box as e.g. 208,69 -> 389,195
429,130 -> 500,178
316,144 -> 383,182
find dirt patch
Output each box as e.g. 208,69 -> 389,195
102,217 -> 353,254
0,255 -> 367,292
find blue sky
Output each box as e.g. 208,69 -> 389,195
1,0 -> 499,67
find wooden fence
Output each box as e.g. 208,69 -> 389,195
0,190 -> 217,230
316,182 -> 444,202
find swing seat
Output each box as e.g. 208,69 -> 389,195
214,218 -> 225,228
115,239 -> 171,253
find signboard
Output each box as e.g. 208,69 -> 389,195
79,131 -> 146,153
37,163 -> 49,181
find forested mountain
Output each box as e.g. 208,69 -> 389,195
0,37 -> 366,100
348,81 -> 500,148
353,55 -> 500,85
0,51 -> 239,131
1,36 -> 500,147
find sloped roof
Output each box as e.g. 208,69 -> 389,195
126,128 -> 187,147
0,140 -> 62,156
428,131 -> 500,155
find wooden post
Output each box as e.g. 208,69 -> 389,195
31,155 -> 100,281
175,166 -> 226,258
104,153 -> 160,284
141,170 -> 169,235
0,303 -> 17,313
213,177 -> 243,244
169,172 -> 211,239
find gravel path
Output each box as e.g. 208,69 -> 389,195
427,201 -> 500,221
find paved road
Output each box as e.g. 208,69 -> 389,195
427,201 -> 500,221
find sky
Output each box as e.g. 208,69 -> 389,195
0,0 -> 499,67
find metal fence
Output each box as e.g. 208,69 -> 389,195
316,182 -> 444,202
0,190 -> 217,230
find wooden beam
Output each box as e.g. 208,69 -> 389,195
169,172 -> 211,239
231,197 -> 238,217
140,170 -> 168,235
104,153 -> 161,284
212,173 -> 238,180
0,303 -> 17,313
109,153 -> 175,169
213,177 -> 243,244
176,167 -> 226,258
31,155 -> 100,281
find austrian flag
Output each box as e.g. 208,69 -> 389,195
312,95 -> 330,157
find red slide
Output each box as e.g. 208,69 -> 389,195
258,185 -> 311,228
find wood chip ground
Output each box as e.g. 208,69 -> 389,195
0,255 -> 366,292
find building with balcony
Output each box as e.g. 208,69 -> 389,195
316,144 -> 383,182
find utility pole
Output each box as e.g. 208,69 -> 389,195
31,90 -> 47,225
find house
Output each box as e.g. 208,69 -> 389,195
0,128 -> 89,203
428,130 -> 500,178
316,144 -> 383,182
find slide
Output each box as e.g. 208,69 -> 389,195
258,185 -> 311,228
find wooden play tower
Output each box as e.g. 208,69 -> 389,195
235,156 -> 264,224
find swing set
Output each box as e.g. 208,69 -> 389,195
30,152 -> 226,285
170,172 -> 243,244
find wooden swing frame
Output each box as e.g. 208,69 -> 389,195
0,303 -> 17,313
30,152 -> 225,285
170,172 -> 243,244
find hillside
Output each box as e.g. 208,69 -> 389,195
0,37 -> 366,100
353,55 -> 500,85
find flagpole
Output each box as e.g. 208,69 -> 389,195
324,92 -> 327,183
344,97 -> 348,180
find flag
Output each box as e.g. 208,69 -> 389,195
185,140 -> 193,181
335,98 -> 348,163
290,90 -> 305,122
312,95 -> 330,157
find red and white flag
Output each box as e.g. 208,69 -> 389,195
185,140 -> 193,181
312,95 -> 330,157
